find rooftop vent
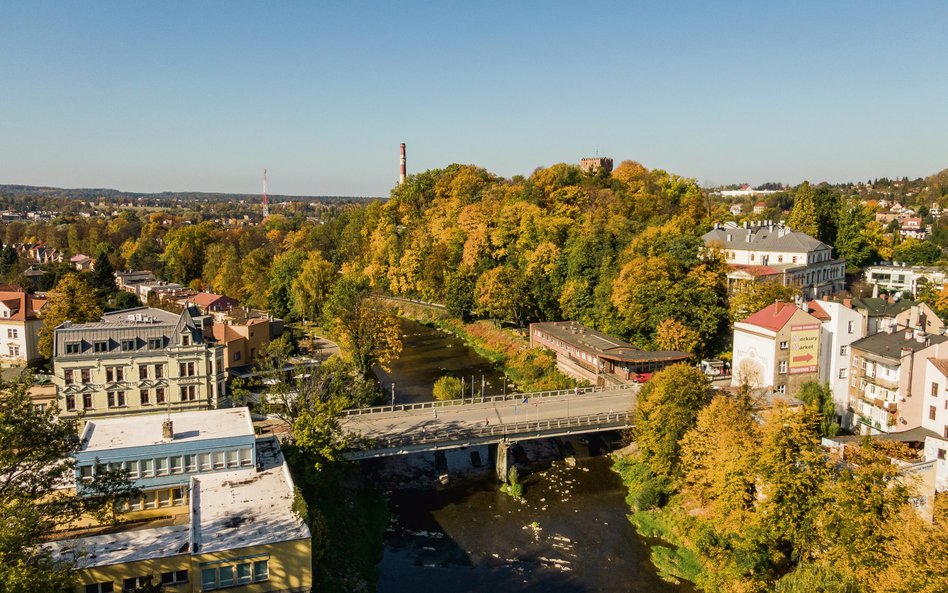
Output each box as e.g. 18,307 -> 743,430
162,418 -> 174,440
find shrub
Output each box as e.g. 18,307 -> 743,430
433,376 -> 463,400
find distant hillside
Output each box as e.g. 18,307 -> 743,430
0,184 -> 383,203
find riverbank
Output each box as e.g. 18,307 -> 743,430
384,299 -> 579,393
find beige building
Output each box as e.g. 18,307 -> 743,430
213,317 -> 275,373
53,306 -> 225,420
732,302 -> 822,396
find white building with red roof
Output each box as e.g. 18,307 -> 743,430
732,301 -> 822,396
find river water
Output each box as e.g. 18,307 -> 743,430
372,319 -> 690,593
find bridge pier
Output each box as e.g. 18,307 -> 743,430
496,441 -> 512,483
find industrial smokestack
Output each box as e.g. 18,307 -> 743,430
399,143 -> 406,185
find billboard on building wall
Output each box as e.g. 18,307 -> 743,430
789,323 -> 820,374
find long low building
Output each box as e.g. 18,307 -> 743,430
530,321 -> 689,385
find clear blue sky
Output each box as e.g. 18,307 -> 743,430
2,1 -> 947,196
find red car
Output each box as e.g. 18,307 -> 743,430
631,372 -> 653,384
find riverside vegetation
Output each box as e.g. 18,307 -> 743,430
614,364 -> 948,593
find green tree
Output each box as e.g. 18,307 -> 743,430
788,181 -> 819,237
433,376 -> 463,401
835,202 -> 875,269
797,382 -> 840,437
443,268 -> 477,321
160,223 -> 214,284
892,239 -> 942,265
0,376 -> 136,592
87,246 -> 117,301
728,282 -> 800,322
634,364 -> 714,480
267,249 -> 306,319
37,274 -> 103,358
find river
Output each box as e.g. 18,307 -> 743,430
372,319 -> 690,593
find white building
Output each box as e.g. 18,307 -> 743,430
0,288 -> 45,363
863,264 -> 947,297
704,222 -> 846,298
920,359 -> 948,491
808,300 -> 865,430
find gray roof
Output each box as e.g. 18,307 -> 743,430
850,297 -> 916,318
703,224 -> 829,253
850,329 -> 948,361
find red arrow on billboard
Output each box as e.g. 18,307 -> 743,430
792,353 -> 814,363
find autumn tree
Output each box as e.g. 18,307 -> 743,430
788,181 -> 819,237
655,318 -> 700,355
38,274 -> 103,358
323,272 -> 402,376
433,376 -> 463,401
728,282 -> 800,322
291,251 -> 336,323
160,223 -> 214,284
474,266 -> 529,326
679,394 -> 759,530
634,364 -> 714,480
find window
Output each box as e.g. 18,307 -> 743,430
125,460 -> 139,479
139,364 -> 148,380
141,458 -> 154,478
253,560 -> 268,582
79,465 -> 93,482
218,566 -> 234,588
81,368 -> 92,383
944,426 -> 948,439
172,487 -> 186,505
107,391 -> 126,408
778,361 -> 788,374
85,583 -> 113,593
201,569 -> 217,591
65,393 -> 76,411
156,387 -> 166,404
143,490 -> 158,509
181,333 -> 191,346
65,341 -> 81,354
106,366 -> 124,382
180,385 -> 197,401
82,393 -> 94,409
240,448 -> 253,467
939,449 -> 947,461
170,456 -> 183,474
840,345 -> 848,356
226,449 -> 239,468
776,384 -> 786,394
148,337 -> 163,350
847,320 -> 854,334
6,328 -> 17,339
160,570 -> 188,585
123,577 -> 148,592
140,389 -> 150,405
154,363 -> 164,378
931,406 -> 937,421
185,454 -> 197,472
236,562 -> 252,584
213,451 -> 225,469
779,341 -> 789,350
156,457 -> 169,476
64,369 -> 74,385
853,355 -> 860,368
94,340 -> 109,353
121,339 -> 135,351
933,382 -> 939,398
199,453 -> 211,471
778,255 -> 783,263
839,368 -> 847,379
234,351 -> 241,361
179,361 -> 196,377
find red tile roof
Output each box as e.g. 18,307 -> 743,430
807,300 -> 831,321
741,301 -> 800,332
729,264 -> 781,277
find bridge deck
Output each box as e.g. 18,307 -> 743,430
341,387 -> 637,459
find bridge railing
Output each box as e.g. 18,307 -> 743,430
346,410 -> 634,453
341,383 -> 635,417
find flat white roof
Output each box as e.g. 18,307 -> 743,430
48,441 -> 309,568
193,464 -> 310,554
81,408 -> 255,453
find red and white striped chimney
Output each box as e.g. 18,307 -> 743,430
399,143 -> 406,185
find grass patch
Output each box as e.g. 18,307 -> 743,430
650,544 -> 703,585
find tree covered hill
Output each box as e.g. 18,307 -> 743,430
0,183 -> 381,204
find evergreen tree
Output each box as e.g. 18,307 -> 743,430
835,202 -> 874,269
88,247 -> 117,299
788,181 -> 819,237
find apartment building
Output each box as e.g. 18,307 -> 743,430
851,297 -> 944,336
0,286 -> 45,363
703,221 -> 846,298
847,325 -> 948,434
921,359 -> 948,491
48,409 -> 313,593
807,299 -> 865,429
53,306 -> 225,420
731,301 -> 822,396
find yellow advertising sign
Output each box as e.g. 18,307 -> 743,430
789,323 -> 820,374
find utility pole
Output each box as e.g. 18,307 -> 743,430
391,382 -> 396,407
481,375 -> 485,403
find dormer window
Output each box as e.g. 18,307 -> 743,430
181,334 -> 191,346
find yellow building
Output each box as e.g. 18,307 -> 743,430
48,429 -> 313,593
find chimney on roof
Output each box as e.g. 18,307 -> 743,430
905,328 -> 913,340
872,284 -> 879,299
162,418 -> 174,440
886,323 -> 896,334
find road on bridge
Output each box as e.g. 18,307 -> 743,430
341,387 -> 638,452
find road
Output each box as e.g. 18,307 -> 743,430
341,388 -> 638,446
